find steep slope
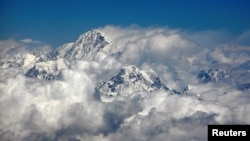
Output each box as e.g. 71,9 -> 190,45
96,65 -> 173,102
24,30 -> 120,80
55,30 -> 120,61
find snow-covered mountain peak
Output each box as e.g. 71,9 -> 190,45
55,30 -> 120,61
22,30 -> 122,80
117,65 -> 158,84
96,65 -> 172,102
75,30 -> 107,46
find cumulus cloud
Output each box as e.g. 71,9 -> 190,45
98,25 -> 197,66
0,25 -> 250,141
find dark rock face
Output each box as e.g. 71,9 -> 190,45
25,66 -> 58,80
197,69 -> 229,84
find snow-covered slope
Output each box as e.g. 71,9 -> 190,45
23,30 -> 121,80
25,58 -> 67,80
54,30 -> 120,61
196,66 -> 250,90
96,65 -> 173,102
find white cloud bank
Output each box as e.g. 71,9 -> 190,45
0,25 -> 250,141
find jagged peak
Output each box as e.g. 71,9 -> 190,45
119,65 -> 140,74
76,30 -> 108,45
96,65 -> 171,102
118,65 -> 159,83
54,30 -> 111,61
115,65 -> 161,84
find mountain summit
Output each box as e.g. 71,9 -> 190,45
24,30 -> 120,80
53,30 -> 121,61
96,65 -> 172,102
55,30 -> 109,60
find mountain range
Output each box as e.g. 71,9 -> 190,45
1,30 -> 249,99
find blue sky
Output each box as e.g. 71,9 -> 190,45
1,0 -> 250,47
